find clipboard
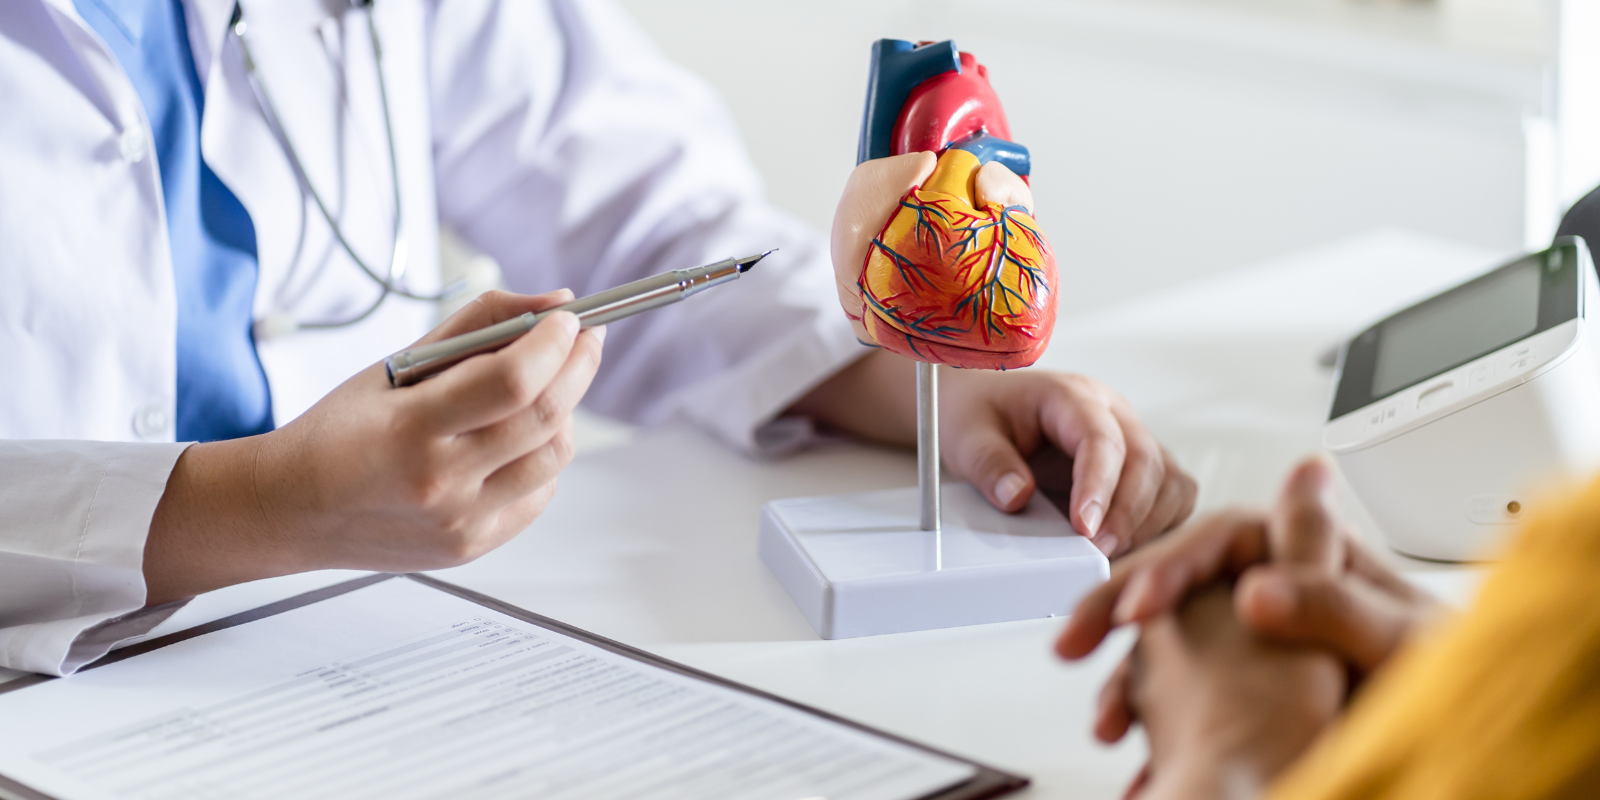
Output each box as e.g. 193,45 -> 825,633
0,574 -> 1028,800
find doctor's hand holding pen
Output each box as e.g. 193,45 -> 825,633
137,278 -> 1197,606
140,289 -> 605,606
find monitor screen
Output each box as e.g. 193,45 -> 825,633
1327,239 -> 1583,422
1371,260 -> 1542,398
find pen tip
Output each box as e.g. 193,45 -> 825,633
736,249 -> 777,273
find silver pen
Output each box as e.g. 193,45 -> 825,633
385,251 -> 774,387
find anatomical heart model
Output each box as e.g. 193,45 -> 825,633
755,43 -> 1098,641
833,39 -> 1057,370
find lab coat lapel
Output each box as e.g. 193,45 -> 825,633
196,0 -> 439,425
195,0 -> 314,321
1,0 -> 178,441
30,0 -> 142,128
182,0 -> 234,82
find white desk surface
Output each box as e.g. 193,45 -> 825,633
2,229 -> 1511,798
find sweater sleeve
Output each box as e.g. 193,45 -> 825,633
1268,474 -> 1600,800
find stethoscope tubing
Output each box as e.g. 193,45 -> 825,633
230,1 -> 464,330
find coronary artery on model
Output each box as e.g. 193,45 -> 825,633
845,39 -> 1057,370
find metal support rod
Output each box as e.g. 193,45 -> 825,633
917,361 -> 940,534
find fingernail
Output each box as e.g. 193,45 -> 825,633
1295,457 -> 1335,499
1081,501 -> 1104,537
994,473 -> 1027,506
549,311 -> 580,337
591,324 -> 608,344
1093,533 -> 1120,559
1251,573 -> 1297,620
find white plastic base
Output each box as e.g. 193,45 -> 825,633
759,483 -> 1109,639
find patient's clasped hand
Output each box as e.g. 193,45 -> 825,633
1060,456 -> 1600,800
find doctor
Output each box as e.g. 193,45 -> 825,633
0,0 -> 1196,676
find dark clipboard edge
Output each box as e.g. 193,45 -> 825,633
0,573 -> 1027,800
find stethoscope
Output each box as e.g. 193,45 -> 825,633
229,1 -> 465,337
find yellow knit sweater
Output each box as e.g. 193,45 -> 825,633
1269,477 -> 1600,800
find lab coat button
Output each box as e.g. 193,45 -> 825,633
118,128 -> 147,163
132,404 -> 172,440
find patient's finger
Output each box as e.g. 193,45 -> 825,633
1344,534 -> 1428,600
1094,652 -> 1136,743
1235,565 -> 1430,674
1110,513 -> 1270,627
1122,764 -> 1151,800
1054,510 -> 1268,659
1055,570 -> 1127,660
1270,457 -> 1344,572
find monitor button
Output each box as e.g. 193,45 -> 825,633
1417,382 -> 1455,412
1469,364 -> 1493,386
1364,402 -> 1399,432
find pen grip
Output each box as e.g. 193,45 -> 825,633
383,254 -> 759,388
554,271 -> 685,327
386,272 -> 688,387
386,312 -> 537,387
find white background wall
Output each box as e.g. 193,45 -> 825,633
614,0 -> 1545,313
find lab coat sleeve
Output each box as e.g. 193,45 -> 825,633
426,0 -> 867,454
0,441 -> 190,675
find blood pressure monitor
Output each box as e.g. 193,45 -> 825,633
1325,237 -> 1600,561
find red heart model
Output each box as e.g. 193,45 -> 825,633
833,40 -> 1057,370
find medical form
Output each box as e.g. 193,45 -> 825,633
0,575 -> 1023,800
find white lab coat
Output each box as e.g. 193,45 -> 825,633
0,0 -> 861,675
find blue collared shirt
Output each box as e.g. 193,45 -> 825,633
73,0 -> 274,442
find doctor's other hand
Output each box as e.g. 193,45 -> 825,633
790,351 -> 1197,557
143,290 -> 604,605
1121,584 -> 1346,800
